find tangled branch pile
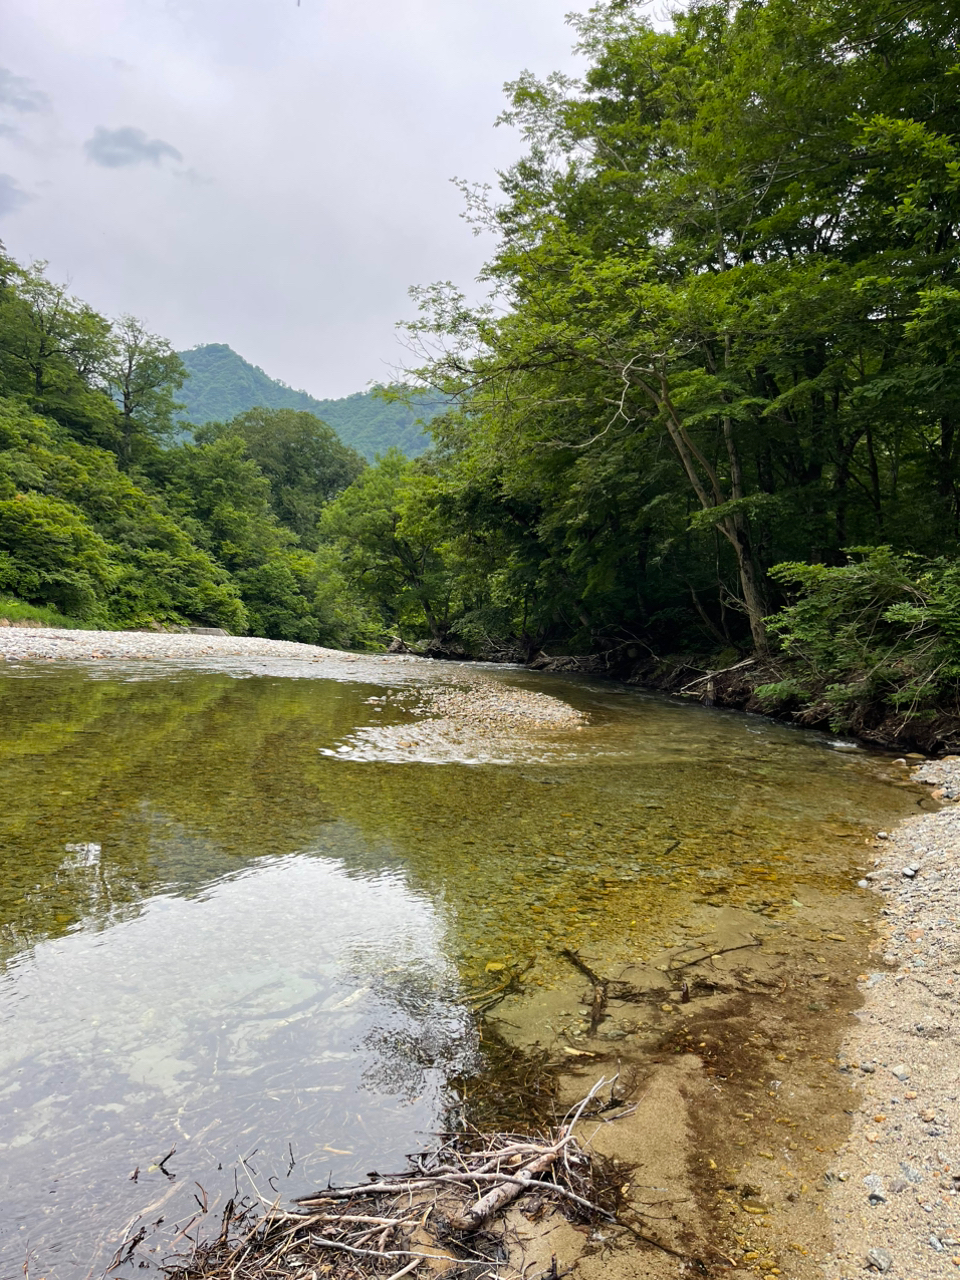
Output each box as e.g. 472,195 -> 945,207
163,1087 -> 623,1280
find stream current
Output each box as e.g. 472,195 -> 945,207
0,657 -> 918,1276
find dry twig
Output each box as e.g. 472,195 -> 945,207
162,1085 -> 628,1280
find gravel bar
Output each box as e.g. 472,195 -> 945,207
0,625 -> 584,737
0,624 -> 363,665
823,759 -> 960,1278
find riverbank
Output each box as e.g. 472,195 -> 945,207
5,620 -> 958,753
513,760 -> 959,1280
533,646 -> 960,756
617,655 -> 960,757
397,635 -> 960,755
820,760 -> 960,1278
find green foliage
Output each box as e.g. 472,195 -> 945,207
0,253 -> 117,450
765,549 -> 960,728
0,399 -> 245,629
104,315 -> 186,467
0,259 -> 372,644
751,678 -> 804,709
374,0 -> 960,683
196,408 -> 364,548
176,343 -> 442,460
0,490 -> 115,621
0,595 -> 86,627
159,432 -> 323,642
5,0 -> 960,718
317,451 -> 452,641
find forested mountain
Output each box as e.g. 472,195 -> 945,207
0,251 -> 371,643
3,0 -> 960,745
176,343 -> 439,460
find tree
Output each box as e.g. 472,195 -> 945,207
197,407 -> 364,547
0,398 -> 246,630
103,315 -> 186,468
317,450 -> 454,640
401,0 -> 960,655
0,253 -> 116,446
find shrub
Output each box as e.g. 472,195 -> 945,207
766,547 -> 960,730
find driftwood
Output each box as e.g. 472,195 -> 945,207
559,948 -> 609,1033
678,657 -> 756,695
558,938 -> 764,1021
160,1081 -> 632,1280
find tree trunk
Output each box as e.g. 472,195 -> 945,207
647,373 -> 768,652
723,517 -> 769,652
864,425 -> 884,532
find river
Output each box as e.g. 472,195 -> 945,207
0,657 -> 920,1277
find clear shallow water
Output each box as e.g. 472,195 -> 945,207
0,663 -> 917,1276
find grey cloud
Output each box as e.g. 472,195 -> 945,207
172,167 -> 212,186
0,174 -> 32,217
84,125 -> 182,169
5,0 -> 593,397
0,68 -> 50,114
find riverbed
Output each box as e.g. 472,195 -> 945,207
0,634 -> 926,1277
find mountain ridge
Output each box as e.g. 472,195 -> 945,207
176,343 -> 439,460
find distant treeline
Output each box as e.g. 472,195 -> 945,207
176,343 -> 442,461
3,0 -> 960,744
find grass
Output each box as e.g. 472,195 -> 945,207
0,596 -> 89,629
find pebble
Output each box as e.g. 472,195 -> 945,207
866,1247 -> 893,1272
0,629 -> 586,766
0,625 -> 365,665
864,1174 -> 887,1204
825,758 -> 960,1278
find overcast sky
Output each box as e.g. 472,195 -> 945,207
0,0 -> 598,399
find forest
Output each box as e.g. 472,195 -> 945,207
2,0 -> 960,744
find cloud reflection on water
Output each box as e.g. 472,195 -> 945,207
0,850 -> 474,1277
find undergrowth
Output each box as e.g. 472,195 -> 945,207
0,595 -> 89,629
755,547 -> 960,734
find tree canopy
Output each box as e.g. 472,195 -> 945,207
392,0 -> 960,668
